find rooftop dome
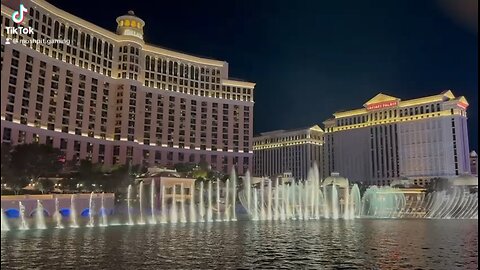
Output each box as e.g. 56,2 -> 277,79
322,172 -> 349,188
449,175 -> 478,186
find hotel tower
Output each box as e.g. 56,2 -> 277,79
323,91 -> 471,187
1,0 -> 255,174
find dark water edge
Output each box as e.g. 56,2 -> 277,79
1,219 -> 478,269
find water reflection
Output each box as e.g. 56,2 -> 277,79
1,220 -> 477,269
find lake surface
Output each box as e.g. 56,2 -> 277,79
1,219 -> 477,269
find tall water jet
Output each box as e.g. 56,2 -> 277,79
1,209 -> 9,231
87,192 -> 95,227
225,179 -> 230,221
252,189 -> 259,220
150,180 -> 156,224
100,192 -> 108,227
275,178 -> 280,220
344,184 -> 350,220
54,198 -> 63,228
231,168 -> 237,221
127,185 -> 134,225
245,172 -> 251,217
351,184 -> 361,218
207,181 -> 213,222
170,190 -> 178,224
267,180 -> 272,220
35,200 -> 47,229
331,185 -> 339,219
260,181 -> 265,220
19,202 -> 28,230
199,182 -> 205,222
180,183 -> 187,223
160,185 -> 167,223
138,181 -> 145,225
190,183 -> 196,222
216,179 -> 222,222
70,194 -> 78,228
323,185 -> 329,219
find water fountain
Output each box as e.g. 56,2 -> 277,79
35,200 -> 47,230
54,198 -> 63,228
207,181 -> 213,222
199,182 -> 205,222
231,168 -> 237,221
127,184 -> 134,225
160,185 -> 167,223
225,179 -> 230,221
216,180 -> 222,222
101,192 -> 108,227
138,181 -> 145,225
70,194 -> 78,228
150,180 -> 156,224
190,183 -> 196,222
170,190 -> 178,224
1,208 -> 9,231
180,183 -> 187,223
87,192 -> 95,227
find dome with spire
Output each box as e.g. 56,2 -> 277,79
116,10 -> 145,40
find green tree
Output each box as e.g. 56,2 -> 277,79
10,143 -> 64,184
37,178 -> 55,194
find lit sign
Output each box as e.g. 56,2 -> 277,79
12,4 -> 28,24
457,102 -> 468,110
122,29 -> 143,39
366,101 -> 398,110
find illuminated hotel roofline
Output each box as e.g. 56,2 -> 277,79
332,90 -> 468,118
23,0 -> 252,73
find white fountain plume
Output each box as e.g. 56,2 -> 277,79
275,178 -> 280,220
216,179 -> 222,222
267,180 -> 272,220
207,181 -> 213,222
260,180 -> 266,220
160,185 -> 167,223
54,198 -> 63,228
199,182 -> 205,222
150,180 -> 157,224
231,168 -> 237,221
127,185 -> 134,225
1,208 -> 9,231
19,202 -> 28,230
70,194 -> 78,228
344,182 -> 350,220
189,183 -> 196,222
252,189 -> 259,220
180,183 -> 187,223
170,188 -> 178,224
323,184 -> 329,219
225,178 -> 230,221
245,171 -> 251,218
87,192 -> 95,227
35,200 -> 47,230
101,192 -> 108,227
138,181 -> 145,225
332,185 -> 339,220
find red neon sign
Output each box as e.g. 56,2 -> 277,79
366,101 -> 398,110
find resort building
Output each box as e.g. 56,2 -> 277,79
0,0 -> 255,174
253,125 -> 324,180
323,91 -> 471,187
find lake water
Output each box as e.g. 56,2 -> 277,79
1,219 -> 477,269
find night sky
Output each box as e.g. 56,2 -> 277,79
47,0 -> 478,151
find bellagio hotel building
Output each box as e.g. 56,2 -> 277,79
0,0 -> 255,174
323,91 -> 471,187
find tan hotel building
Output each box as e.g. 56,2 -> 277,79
253,125 -> 324,180
323,91 -> 471,187
0,0 -> 255,174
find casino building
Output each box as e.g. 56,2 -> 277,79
0,0 -> 255,174
323,91 -> 471,187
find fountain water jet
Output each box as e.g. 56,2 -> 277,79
54,198 -> 63,228
19,202 -> 28,230
87,192 -> 95,227
35,200 -> 47,229
70,194 -> 78,228
138,181 -> 145,225
127,185 -> 134,225
150,180 -> 157,224
100,192 -> 108,227
180,183 -> 187,223
1,208 -> 9,231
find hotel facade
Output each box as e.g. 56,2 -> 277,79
0,0 -> 255,174
253,125 -> 324,180
323,91 -> 471,187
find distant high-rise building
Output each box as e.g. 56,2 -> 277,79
323,91 -> 471,187
0,0 -> 255,174
470,151 -> 478,176
253,125 -> 324,180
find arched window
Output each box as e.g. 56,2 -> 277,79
151,58 -> 155,72
97,40 -> 102,56
59,23 -> 65,38
108,44 -> 113,59
145,55 -> 150,70
174,62 -> 178,76
190,65 -> 195,79
92,37 -> 97,53
67,27 -> 73,40
179,63 -> 184,77
86,34 -> 91,50
168,60 -> 173,75
73,29 -> 78,46
195,67 -> 199,80
80,32 -> 85,49
53,21 -> 59,38
123,46 -> 127,53
103,42 -> 108,57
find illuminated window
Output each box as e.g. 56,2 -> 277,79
125,20 -> 130,27
131,20 -> 137,27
